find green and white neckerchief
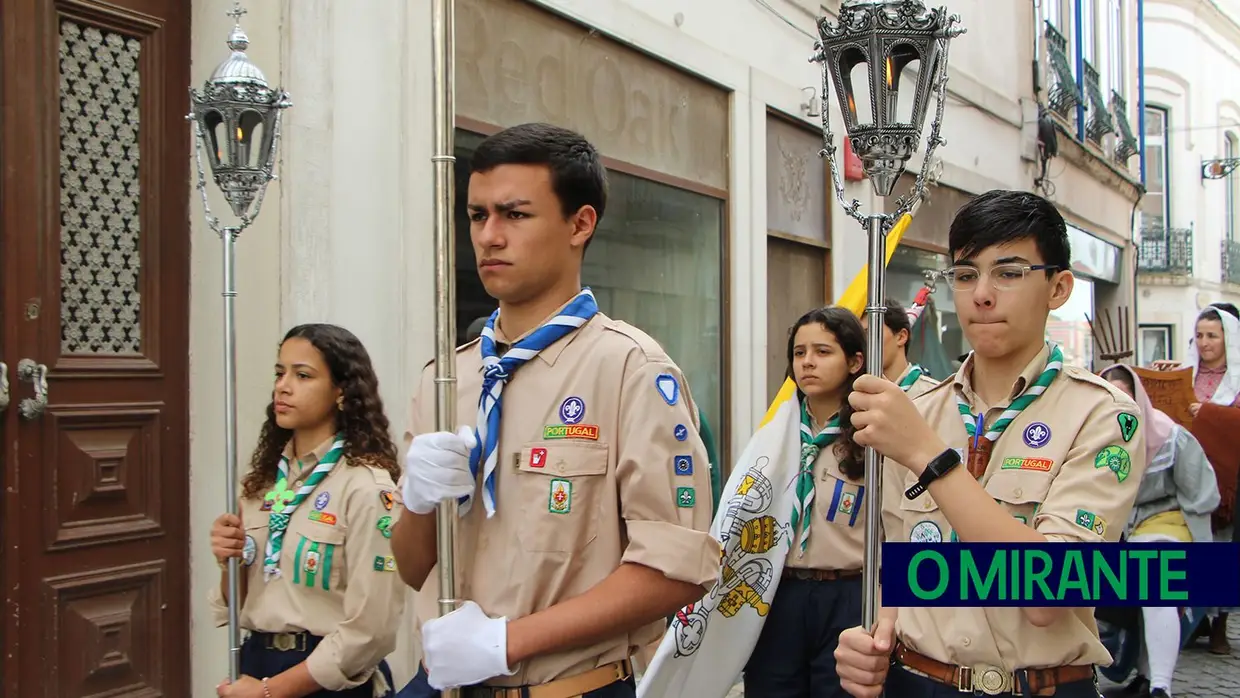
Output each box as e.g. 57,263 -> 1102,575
954,345 -> 1063,477
790,401 -> 842,556
263,435 -> 346,581
898,365 -> 926,392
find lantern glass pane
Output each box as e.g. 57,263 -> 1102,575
238,110 -> 265,168
204,110 -> 228,168
842,48 -> 873,127
888,43 -> 921,125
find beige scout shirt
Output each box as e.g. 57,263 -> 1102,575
900,363 -> 941,399
208,437 -> 406,690
881,344 -> 1146,670
785,436 -> 867,573
403,311 -> 720,686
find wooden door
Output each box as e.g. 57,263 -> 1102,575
1,0 -> 191,695
766,236 -> 828,403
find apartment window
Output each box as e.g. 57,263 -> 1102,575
1228,132 -> 1240,241
1138,325 -> 1172,364
1105,0 -> 1125,97
1141,107 -> 1170,230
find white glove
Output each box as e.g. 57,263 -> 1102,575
421,600 -> 513,689
402,426 -> 478,515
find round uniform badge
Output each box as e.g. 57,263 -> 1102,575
242,535 -> 256,566
910,520 -> 943,543
559,396 -> 585,425
674,424 -> 688,441
314,492 -> 330,510
1022,422 -> 1051,449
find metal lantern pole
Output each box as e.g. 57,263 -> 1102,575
431,2 -> 462,697
188,1 -> 292,681
811,0 -> 964,636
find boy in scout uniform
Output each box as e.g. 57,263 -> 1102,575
389,123 -> 719,697
860,298 -> 940,399
834,190 -> 1147,698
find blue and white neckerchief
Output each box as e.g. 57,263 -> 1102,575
466,288 -> 599,517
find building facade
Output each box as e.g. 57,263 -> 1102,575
0,0 -> 1145,695
1136,0 -> 1240,364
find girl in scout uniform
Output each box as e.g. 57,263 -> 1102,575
1099,365 -> 1219,698
743,306 -> 870,698
211,324 -> 406,698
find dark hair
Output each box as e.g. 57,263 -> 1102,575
786,306 -> 867,479
465,316 -> 489,343
242,324 -> 401,499
1207,303 -> 1240,321
880,298 -> 912,341
1101,365 -> 1135,395
948,190 -> 1071,274
471,122 -> 609,229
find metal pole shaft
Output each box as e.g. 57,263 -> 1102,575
431,3 -> 461,696
223,228 -> 242,682
861,214 -> 887,634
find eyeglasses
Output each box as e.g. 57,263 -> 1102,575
939,263 -> 1062,292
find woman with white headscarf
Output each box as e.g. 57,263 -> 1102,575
1099,365 -> 1219,698
1158,302 -> 1240,655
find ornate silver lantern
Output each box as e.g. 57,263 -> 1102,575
811,0 -> 964,633
188,1 -> 291,683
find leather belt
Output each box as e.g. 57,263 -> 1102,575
893,641 -> 1094,696
462,659 -> 631,698
782,567 -> 862,581
262,631 -> 309,652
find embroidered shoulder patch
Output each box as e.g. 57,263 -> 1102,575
1117,413 -> 1139,443
373,555 -> 397,572
376,515 -> 393,539
1093,446 -> 1132,482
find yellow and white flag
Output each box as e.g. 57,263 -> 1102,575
636,212 -> 914,698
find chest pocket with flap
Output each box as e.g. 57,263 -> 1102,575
985,468 -> 1054,527
289,517 -> 346,592
514,441 -> 610,554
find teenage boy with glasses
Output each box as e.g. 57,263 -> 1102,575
835,189 -> 1147,698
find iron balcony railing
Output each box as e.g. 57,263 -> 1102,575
1224,239 -> 1240,285
1138,226 -> 1193,275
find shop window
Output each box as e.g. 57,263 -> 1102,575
1048,277 -> 1095,369
451,129 -> 725,445
887,246 -> 969,378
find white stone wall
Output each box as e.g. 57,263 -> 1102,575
1139,0 -> 1240,359
186,0 -> 1145,693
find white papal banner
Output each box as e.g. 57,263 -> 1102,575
637,398 -> 802,698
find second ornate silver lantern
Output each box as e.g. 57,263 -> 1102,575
812,0 -> 964,634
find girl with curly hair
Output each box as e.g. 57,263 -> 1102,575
742,306 -> 868,698
210,324 -> 405,698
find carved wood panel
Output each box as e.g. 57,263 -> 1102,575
1,0 -> 190,695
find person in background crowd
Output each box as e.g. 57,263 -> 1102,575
1100,364 -> 1220,698
834,189 -> 1146,698
390,122 -> 718,697
860,298 -> 940,398
210,324 -> 405,698
1155,302 -> 1240,655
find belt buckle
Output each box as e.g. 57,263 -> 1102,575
974,667 -> 1011,695
271,633 -> 298,652
955,667 -> 972,692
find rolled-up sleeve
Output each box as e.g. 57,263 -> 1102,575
1034,397 -> 1147,543
207,582 -> 228,627
616,359 -> 720,588
305,473 -> 408,690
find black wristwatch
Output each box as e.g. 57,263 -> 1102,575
904,448 -> 962,500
